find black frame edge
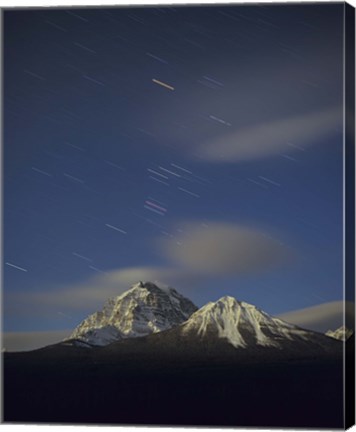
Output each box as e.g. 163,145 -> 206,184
345,1 -> 355,430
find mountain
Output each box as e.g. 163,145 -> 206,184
68,284 -> 339,356
68,281 -> 198,346
4,287 -> 344,427
326,325 -> 353,341
100,294 -> 341,362
181,295 -> 317,348
174,296 -> 341,357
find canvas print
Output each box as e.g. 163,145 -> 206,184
1,2 -> 355,429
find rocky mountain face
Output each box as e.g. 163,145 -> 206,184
66,282 -> 341,358
4,282 -> 344,428
181,295 -> 316,348
68,281 -> 198,346
326,325 -> 353,341
137,295 -> 341,359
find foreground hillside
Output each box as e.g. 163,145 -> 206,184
3,282 -> 347,427
3,333 -> 345,428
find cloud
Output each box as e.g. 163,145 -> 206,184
197,106 -> 342,162
5,220 -> 293,330
277,300 -> 354,333
139,35 -> 342,164
4,266 -> 200,317
158,222 -> 293,275
3,266 -> 204,350
2,330 -> 71,352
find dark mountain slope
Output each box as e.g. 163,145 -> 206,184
3,344 -> 343,428
3,290 -> 344,427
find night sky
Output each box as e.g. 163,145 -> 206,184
3,3 -> 345,347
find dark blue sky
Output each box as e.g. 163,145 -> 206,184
3,3 -> 344,335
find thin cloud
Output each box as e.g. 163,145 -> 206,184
277,300 -> 354,333
3,266 -> 203,351
158,222 -> 294,275
139,37 -> 342,163
197,106 -> 342,162
4,266 -> 201,317
2,330 -> 71,352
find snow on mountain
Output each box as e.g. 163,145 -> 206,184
67,284 -> 340,353
325,325 -> 353,341
68,281 -> 198,346
182,296 -> 318,349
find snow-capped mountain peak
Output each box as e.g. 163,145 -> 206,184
68,281 -> 198,346
325,325 -> 353,341
182,295 -> 311,349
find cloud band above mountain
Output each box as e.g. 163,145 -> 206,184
4,266 -> 201,316
197,107 -> 342,162
158,221 -> 294,275
277,300 -> 354,333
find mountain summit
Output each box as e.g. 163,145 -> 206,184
67,283 -> 340,357
5,286 -> 344,428
69,281 -> 198,346
116,295 -> 341,360
326,325 -> 353,341
181,296 -> 318,349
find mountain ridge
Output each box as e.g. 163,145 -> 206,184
181,295 -> 317,349
4,281 -> 344,427
326,325 -> 353,341
68,281 -> 198,346
61,282 -> 342,361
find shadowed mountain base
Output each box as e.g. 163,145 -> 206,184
3,336 -> 345,428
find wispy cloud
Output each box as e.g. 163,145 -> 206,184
197,107 -> 341,162
5,219 -> 293,329
158,221 -> 294,275
3,266 -> 204,350
2,330 -> 71,352
4,266 -> 201,318
140,37 -> 342,164
277,300 -> 354,333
